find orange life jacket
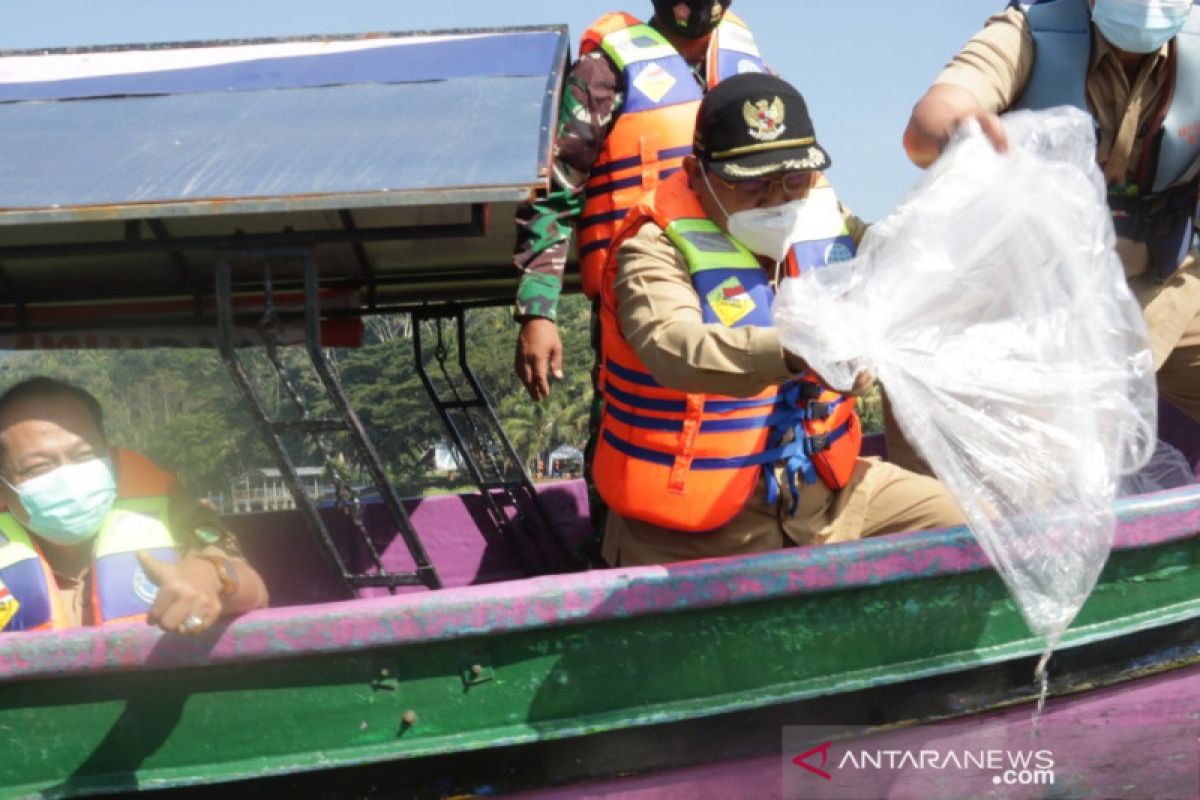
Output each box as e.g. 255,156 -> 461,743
577,10 -> 766,298
594,171 -> 862,532
113,447 -> 178,500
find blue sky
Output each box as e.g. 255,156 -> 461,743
0,0 -> 1005,221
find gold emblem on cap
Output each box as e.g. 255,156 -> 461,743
744,97 -> 786,142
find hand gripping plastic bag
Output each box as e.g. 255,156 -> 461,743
773,107 -> 1157,647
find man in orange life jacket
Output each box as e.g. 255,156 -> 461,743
512,1 -> 768,553
0,378 -> 268,634
892,0 -> 1200,475
595,73 -> 966,567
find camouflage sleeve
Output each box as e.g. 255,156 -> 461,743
514,51 -> 624,321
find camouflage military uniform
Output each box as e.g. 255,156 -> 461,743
513,41 -> 707,320
513,27 -> 712,562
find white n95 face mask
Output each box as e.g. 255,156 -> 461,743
701,168 -> 831,263
726,202 -> 814,264
1092,0 -> 1192,54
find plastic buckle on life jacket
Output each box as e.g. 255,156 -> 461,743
804,433 -> 830,455
806,400 -> 832,420
762,427 -> 822,516
797,381 -> 823,401
1109,182 -> 1199,283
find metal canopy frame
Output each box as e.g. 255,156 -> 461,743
216,250 -> 441,595
0,205 -> 490,313
413,308 -> 582,576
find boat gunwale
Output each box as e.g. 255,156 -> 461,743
0,483 -> 1197,682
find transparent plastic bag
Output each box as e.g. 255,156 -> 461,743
773,107 -> 1157,645
1119,438 -> 1195,496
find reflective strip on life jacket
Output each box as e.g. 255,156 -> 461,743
577,12 -> 767,298
0,513 -> 66,631
92,509 -> 179,626
0,503 -> 178,631
704,11 -> 766,86
782,184 -> 860,278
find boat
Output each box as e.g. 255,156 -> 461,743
0,26 -> 1198,800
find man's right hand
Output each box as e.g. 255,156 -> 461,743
515,317 -> 564,401
903,84 -> 1008,168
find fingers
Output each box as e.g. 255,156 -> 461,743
157,596 -> 218,635
135,549 -> 171,587
550,339 -> 564,382
516,351 -> 549,402
906,85 -> 1007,167
148,585 -> 220,635
851,371 -> 877,397
517,348 -> 549,402
514,346 -> 537,400
142,553 -> 223,635
515,318 -> 563,402
976,112 -> 1009,154
533,352 -> 551,402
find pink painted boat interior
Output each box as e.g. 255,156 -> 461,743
231,400 -> 1200,609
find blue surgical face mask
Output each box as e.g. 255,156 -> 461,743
1092,0 -> 1192,54
2,458 -> 116,546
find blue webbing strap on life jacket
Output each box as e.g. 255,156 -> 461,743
601,370 -> 852,514
760,381 -> 853,514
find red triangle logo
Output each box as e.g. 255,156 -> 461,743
792,741 -> 833,781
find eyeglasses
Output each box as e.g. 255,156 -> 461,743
709,169 -> 816,198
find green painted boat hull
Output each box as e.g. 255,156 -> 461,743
3,506 -> 1198,798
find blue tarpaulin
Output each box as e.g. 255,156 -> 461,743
0,28 -> 566,222
0,27 -> 570,333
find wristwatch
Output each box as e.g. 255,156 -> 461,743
197,553 -> 239,600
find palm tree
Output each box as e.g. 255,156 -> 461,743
500,370 -> 592,477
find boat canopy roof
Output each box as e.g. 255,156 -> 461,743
0,27 -> 568,339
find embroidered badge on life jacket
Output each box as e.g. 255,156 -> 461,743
0,581 -> 19,631
632,62 -> 678,103
707,276 -> 757,326
132,565 -> 159,605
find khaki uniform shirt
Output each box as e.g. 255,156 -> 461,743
602,215 -> 964,567
935,8 -> 1200,368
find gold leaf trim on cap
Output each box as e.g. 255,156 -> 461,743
710,136 -> 816,160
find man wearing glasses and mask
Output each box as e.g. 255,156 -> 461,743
593,73 -> 965,567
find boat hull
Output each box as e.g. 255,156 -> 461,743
2,486 -> 1199,797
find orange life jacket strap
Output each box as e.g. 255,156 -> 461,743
667,394 -> 706,494
580,12 -> 641,56
113,447 -> 177,499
